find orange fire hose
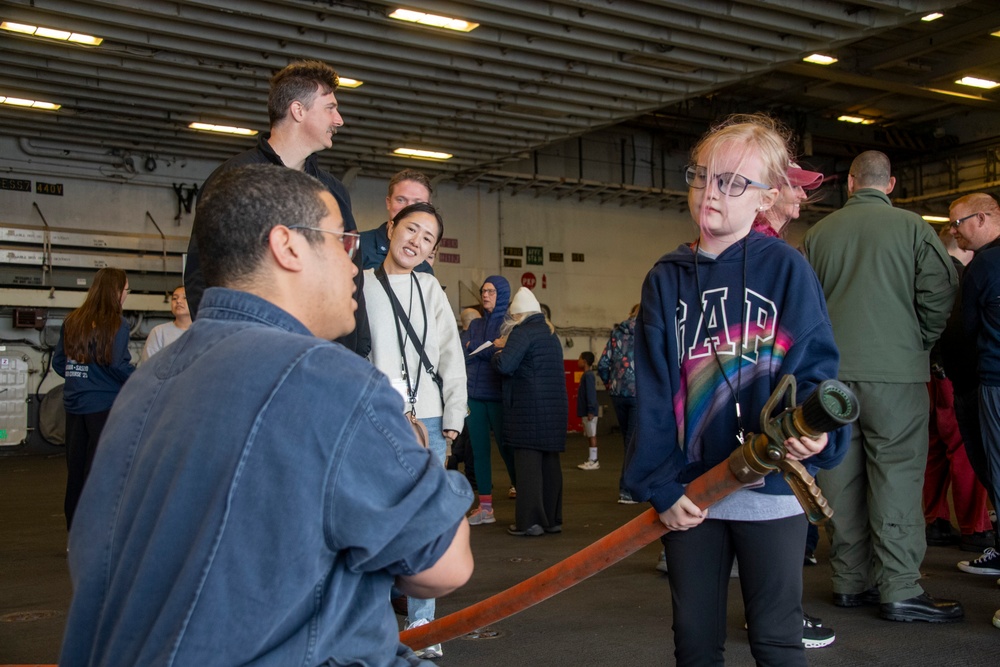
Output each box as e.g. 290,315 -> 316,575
399,449 -> 754,651
401,375 -> 856,651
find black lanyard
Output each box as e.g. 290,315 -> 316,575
375,266 -> 434,413
693,236 -> 748,444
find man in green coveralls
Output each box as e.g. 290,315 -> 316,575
804,150 -> 962,623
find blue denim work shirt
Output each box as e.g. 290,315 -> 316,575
60,287 -> 473,667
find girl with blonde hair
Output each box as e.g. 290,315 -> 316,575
625,114 -> 848,664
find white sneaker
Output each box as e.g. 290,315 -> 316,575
404,618 -> 443,659
577,460 -> 600,471
656,549 -> 668,573
994,609 -> 1000,630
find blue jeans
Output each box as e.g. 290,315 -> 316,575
404,416 -> 447,624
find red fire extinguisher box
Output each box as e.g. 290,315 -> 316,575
565,359 -> 582,433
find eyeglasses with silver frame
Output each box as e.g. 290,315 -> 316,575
287,226 -> 361,259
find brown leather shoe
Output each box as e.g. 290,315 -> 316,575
880,593 -> 964,623
832,587 -> 880,607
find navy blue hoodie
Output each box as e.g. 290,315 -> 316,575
54,317 -> 135,414
465,275 -> 510,401
624,232 -> 849,513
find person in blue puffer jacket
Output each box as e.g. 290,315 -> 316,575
464,275 -> 516,525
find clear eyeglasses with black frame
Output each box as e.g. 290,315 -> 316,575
949,212 -> 981,230
286,226 -> 361,259
685,165 -> 771,197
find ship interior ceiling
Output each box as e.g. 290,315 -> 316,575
0,0 -> 998,221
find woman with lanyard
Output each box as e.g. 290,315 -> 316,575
363,201 -> 467,661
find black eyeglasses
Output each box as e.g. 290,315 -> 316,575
949,212 -> 981,230
685,165 -> 771,197
287,226 -> 361,259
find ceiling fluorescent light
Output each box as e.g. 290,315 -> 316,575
803,54 -> 837,65
0,95 -> 61,110
1,21 -> 103,46
393,147 -> 453,161
922,215 -> 949,223
188,122 -> 258,136
338,77 -> 363,88
389,8 -> 478,32
921,13 -> 944,22
955,76 -> 1000,89
992,30 -> 1000,37
837,115 -> 874,125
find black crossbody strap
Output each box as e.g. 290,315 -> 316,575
375,267 -> 444,394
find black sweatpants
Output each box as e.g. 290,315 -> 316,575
64,410 -> 110,531
513,449 -> 562,531
663,514 -> 807,667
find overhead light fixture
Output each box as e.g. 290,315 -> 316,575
922,215 -> 949,223
338,77 -> 363,88
188,122 -> 258,136
0,95 -> 61,110
921,13 -> 944,22
992,30 -> 1000,37
955,76 -> 1000,90
389,8 -> 478,32
393,147 -> 453,161
1,20 -> 103,45
803,54 -> 837,65
837,115 -> 875,125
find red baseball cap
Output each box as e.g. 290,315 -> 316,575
787,162 -> 824,190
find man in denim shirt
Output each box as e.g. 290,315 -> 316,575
60,165 -> 473,666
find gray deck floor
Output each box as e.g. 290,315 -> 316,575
2,433 -> 998,665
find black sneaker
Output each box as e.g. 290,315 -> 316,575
803,614 -> 835,649
958,547 -> 1000,575
959,530 -> 997,553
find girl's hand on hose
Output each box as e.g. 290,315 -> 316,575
658,494 -> 706,531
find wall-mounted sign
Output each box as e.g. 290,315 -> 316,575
549,252 -> 564,262
504,258 -> 522,268
438,252 -> 460,264
439,237 -> 458,249
35,182 -> 64,196
0,178 -> 31,192
526,246 -> 543,265
521,272 -> 536,288
503,246 -> 523,256
572,253 -> 585,262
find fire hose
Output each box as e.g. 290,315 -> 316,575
400,376 -> 859,651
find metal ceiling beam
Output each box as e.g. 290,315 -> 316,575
3,1 -> 680,114
93,0 -> 696,94
780,62 -> 1000,111
0,57 -> 579,150
858,7 -> 1000,70
367,0 -> 800,70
